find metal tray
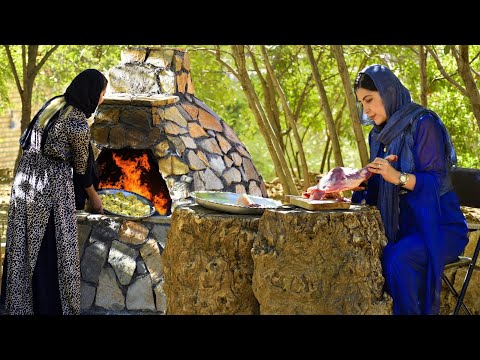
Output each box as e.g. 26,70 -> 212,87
190,191 -> 282,215
97,188 -> 156,219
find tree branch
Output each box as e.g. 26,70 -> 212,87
4,46 -> 23,96
425,45 -> 468,96
35,45 -> 60,73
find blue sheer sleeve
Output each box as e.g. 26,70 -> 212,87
411,113 -> 447,192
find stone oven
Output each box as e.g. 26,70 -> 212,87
91,47 -> 268,215
76,47 -> 269,314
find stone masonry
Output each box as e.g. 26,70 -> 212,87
91,47 -> 268,210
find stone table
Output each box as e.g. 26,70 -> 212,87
252,205 -> 393,315
163,204 -> 261,314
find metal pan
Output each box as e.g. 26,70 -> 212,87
97,188 -> 156,219
190,191 -> 282,215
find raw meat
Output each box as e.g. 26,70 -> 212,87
236,193 -> 261,207
303,155 -> 399,200
303,166 -> 372,200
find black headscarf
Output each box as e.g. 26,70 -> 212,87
64,69 -> 108,118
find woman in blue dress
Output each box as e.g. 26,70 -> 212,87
352,64 -> 468,315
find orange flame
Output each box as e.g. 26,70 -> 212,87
99,153 -> 170,215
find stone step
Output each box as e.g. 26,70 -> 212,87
103,93 -> 179,107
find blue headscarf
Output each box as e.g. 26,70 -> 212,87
358,64 -> 456,243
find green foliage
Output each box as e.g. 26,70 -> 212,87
33,45 -> 125,108
0,50 -> 13,111
187,44 -> 480,178
2,44 -> 480,177
0,45 -> 125,112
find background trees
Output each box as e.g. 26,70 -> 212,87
1,45 -> 479,193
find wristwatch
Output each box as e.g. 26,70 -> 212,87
398,172 -> 409,187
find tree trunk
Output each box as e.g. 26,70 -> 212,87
320,136 -> 330,174
261,46 -> 310,190
419,45 -> 428,108
231,46 -> 299,195
455,45 -> 480,132
331,45 -> 369,167
247,47 -> 283,151
5,45 -> 59,171
305,45 -> 344,167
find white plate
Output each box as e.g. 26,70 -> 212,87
190,191 -> 281,215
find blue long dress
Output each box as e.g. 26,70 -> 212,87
354,112 -> 468,314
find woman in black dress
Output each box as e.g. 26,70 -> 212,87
1,69 -> 108,315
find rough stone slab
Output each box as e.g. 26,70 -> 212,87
125,127 -> 148,148
167,136 -> 186,156
119,106 -> 152,130
146,49 -> 172,68
235,184 -> 246,194
121,48 -> 147,63
222,123 -> 242,145
153,140 -> 170,158
198,109 -> 222,132
176,72 -> 188,93
108,126 -> 126,148
163,205 -> 260,314
108,240 -> 139,285
248,181 -> 262,197
236,145 -> 251,159
150,224 -> 170,250
182,103 -> 199,120
242,158 -> 260,181
89,220 -> 120,244
154,280 -> 167,313
181,135 -> 197,149
252,207 -> 392,315
187,150 -> 206,170
199,138 -> 222,155
126,275 -> 156,312
230,152 -> 243,166
80,281 -> 96,310
118,220 -> 149,246
216,134 -> 232,154
186,74 -> 195,94
103,93 -> 179,106
174,54 -> 183,72
95,106 -> 120,124
108,64 -> 160,94
81,241 -> 110,284
136,259 -> 147,275
78,224 -> 92,260
204,168 -> 223,190
223,167 -> 241,185
164,121 -> 187,135
224,155 -> 233,168
171,156 -> 190,175
188,123 -> 208,138
193,171 -> 206,191
182,53 -> 191,71
164,106 -> 188,127
196,151 -> 209,166
140,239 -> 164,285
208,155 -> 226,176
95,267 -> 125,311
158,69 -> 176,94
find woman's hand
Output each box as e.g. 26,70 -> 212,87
367,155 -> 401,185
89,192 -> 104,214
85,185 -> 104,214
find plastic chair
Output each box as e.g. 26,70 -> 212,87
442,167 -> 480,315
